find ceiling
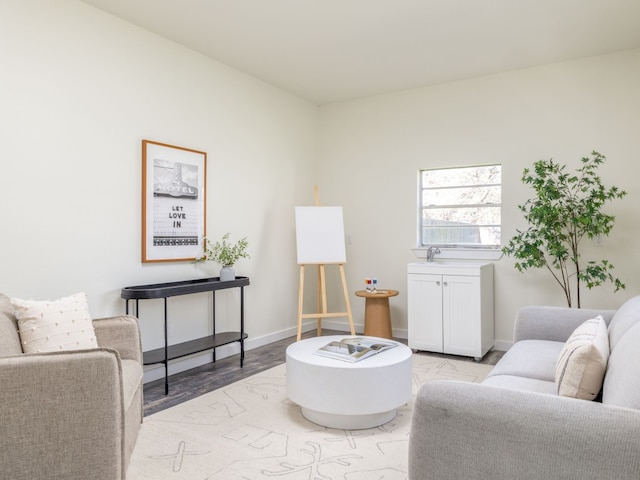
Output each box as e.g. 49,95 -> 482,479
81,0 -> 640,104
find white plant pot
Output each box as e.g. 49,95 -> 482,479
220,265 -> 235,281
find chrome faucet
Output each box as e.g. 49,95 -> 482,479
426,246 -> 441,262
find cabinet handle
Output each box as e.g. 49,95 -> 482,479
443,282 -> 448,286
436,281 -> 441,286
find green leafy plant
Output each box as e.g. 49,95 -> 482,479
197,233 -> 249,266
503,151 -> 626,307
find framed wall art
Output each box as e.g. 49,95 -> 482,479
142,140 -> 206,263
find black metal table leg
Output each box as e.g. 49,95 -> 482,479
240,286 -> 245,367
164,297 -> 168,395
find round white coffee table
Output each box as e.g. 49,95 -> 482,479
286,335 -> 412,429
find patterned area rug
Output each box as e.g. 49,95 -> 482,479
127,354 -> 493,479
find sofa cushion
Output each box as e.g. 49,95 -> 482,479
121,358 -> 144,411
555,316 -> 609,400
12,292 -> 98,353
485,339 -> 564,383
0,294 -> 23,356
607,295 -> 640,351
482,374 -> 558,395
602,322 -> 640,410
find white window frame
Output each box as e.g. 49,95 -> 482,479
414,164 -> 503,261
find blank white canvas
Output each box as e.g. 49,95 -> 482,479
295,206 -> 346,264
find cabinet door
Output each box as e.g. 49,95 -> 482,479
442,275 -> 481,357
408,273 -> 443,352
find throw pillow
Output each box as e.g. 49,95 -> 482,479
555,315 -> 609,400
12,292 -> 98,354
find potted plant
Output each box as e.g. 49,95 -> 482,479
196,233 -> 249,281
502,151 -> 626,307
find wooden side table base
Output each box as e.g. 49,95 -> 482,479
354,290 -> 399,339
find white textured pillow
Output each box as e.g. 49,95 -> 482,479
555,315 -> 609,400
12,292 -> 98,353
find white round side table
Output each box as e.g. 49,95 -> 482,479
286,335 -> 412,429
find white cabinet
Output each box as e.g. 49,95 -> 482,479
407,262 -> 494,360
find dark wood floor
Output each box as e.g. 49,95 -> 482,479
143,330 -> 504,416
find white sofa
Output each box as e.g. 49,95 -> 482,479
409,295 -> 640,479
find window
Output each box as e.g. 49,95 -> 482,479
419,164 -> 501,249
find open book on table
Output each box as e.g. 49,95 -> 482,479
313,337 -> 398,363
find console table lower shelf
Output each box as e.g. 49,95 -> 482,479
143,332 -> 248,366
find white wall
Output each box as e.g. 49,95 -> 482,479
0,0 -> 318,380
2,0 -> 639,375
317,49 -> 640,349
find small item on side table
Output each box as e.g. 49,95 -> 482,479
365,277 -> 378,292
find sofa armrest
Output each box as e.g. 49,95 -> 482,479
409,380 -> 640,480
93,315 -> 142,364
513,306 -> 616,343
0,349 -> 125,479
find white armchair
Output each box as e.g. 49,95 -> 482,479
0,294 -> 143,479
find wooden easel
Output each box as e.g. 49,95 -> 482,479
296,187 -> 355,341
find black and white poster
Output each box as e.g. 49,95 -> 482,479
142,140 -> 206,262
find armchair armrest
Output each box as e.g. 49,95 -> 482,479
513,306 -> 616,343
409,381 -> 640,480
93,315 -> 142,364
0,349 -> 126,479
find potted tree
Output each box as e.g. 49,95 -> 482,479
503,151 -> 626,307
197,233 -> 250,281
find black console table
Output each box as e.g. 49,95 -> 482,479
121,276 -> 250,394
